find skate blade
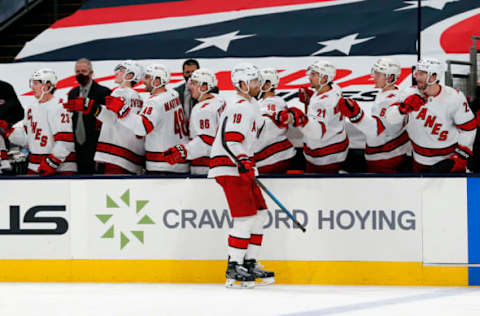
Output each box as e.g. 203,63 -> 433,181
225,279 -> 255,289
256,277 -> 275,286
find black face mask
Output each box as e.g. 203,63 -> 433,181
76,74 -> 90,86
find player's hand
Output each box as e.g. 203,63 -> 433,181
163,144 -> 187,165
399,94 -> 426,114
105,96 -> 130,118
338,97 -> 363,123
0,120 -> 14,138
287,107 -> 309,127
298,87 -> 314,106
63,97 -> 95,115
38,154 -> 61,176
271,109 -> 290,128
238,156 -> 255,181
448,145 -> 472,173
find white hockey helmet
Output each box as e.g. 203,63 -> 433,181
144,63 -> 170,88
307,60 -> 336,83
416,57 -> 443,84
190,68 -> 218,92
29,68 -> 58,89
371,57 -> 401,84
231,63 -> 262,90
260,68 -> 280,90
114,60 -> 144,83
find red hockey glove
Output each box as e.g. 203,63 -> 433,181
338,97 -> 363,123
288,107 -> 309,127
38,154 -> 61,176
0,120 -> 14,138
163,144 -> 187,165
63,97 -> 95,115
105,96 -> 130,118
238,156 -> 255,181
448,145 -> 472,173
298,87 -> 314,106
398,94 -> 426,114
271,109 -> 290,129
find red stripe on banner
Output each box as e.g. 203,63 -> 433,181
191,157 -> 210,167
52,0 -> 336,28
411,141 -> 456,157
199,134 -> 215,146
304,137 -> 349,158
365,131 -> 409,155
254,139 -> 293,162
1,151 -> 8,160
225,132 -> 245,143
228,235 -> 249,249
457,118 -> 477,131
141,115 -> 154,134
96,142 -> 144,165
145,151 -> 167,162
210,156 -> 236,168
53,132 -> 74,142
250,234 -> 263,246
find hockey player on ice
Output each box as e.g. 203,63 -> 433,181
254,68 -> 295,174
64,60 -> 145,174
386,57 -> 476,173
105,64 -> 189,174
208,63 -> 274,288
162,69 -> 225,175
338,57 -> 410,173
0,69 -> 77,175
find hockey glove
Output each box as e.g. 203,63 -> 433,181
38,154 -> 61,176
238,156 -> 255,182
63,97 -> 96,115
288,107 -> 309,127
0,120 -> 14,138
163,144 -> 187,165
338,97 -> 363,123
448,145 -> 472,173
105,96 -> 130,119
270,110 -> 290,129
298,87 -> 314,106
398,94 -> 426,114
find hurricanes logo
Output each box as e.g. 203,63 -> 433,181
95,189 -> 154,249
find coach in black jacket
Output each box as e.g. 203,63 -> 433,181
0,80 -> 24,125
174,59 -> 199,121
68,58 -> 111,174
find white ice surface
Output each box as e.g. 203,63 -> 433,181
0,283 -> 479,316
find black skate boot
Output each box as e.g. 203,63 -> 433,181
243,259 -> 275,285
225,261 -> 256,289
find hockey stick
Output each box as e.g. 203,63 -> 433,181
221,116 -> 306,232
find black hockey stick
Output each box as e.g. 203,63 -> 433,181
221,116 -> 306,232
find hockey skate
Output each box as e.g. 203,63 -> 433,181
243,259 -> 275,286
225,261 -> 255,289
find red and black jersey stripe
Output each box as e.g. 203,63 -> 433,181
224,131 -> 245,143
457,118 -> 477,131
254,138 -> 293,162
96,142 -> 144,165
29,152 -> 76,164
141,115 -> 154,134
209,155 -> 236,168
199,134 -> 215,145
411,141 -> 456,157
228,235 -> 249,249
365,131 -> 409,155
191,157 -> 210,167
303,137 -> 349,158
53,132 -> 74,142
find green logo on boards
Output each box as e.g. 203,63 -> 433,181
95,189 -> 154,250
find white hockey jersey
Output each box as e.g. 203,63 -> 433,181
254,96 -> 295,168
351,88 -> 410,161
208,94 -> 264,178
8,96 -> 76,173
184,94 -> 226,175
300,84 -> 349,166
396,85 -> 476,165
119,88 -> 189,173
94,87 -> 145,173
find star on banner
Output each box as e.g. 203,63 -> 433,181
186,30 -> 256,53
394,0 -> 459,11
311,33 -> 375,56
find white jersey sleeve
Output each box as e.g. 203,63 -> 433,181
452,90 -> 476,151
48,102 -> 75,161
119,97 -> 162,136
8,119 -> 28,148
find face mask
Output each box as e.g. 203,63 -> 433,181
76,74 -> 90,86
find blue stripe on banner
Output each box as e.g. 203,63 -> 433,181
467,178 -> 480,264
469,267 -> 480,286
